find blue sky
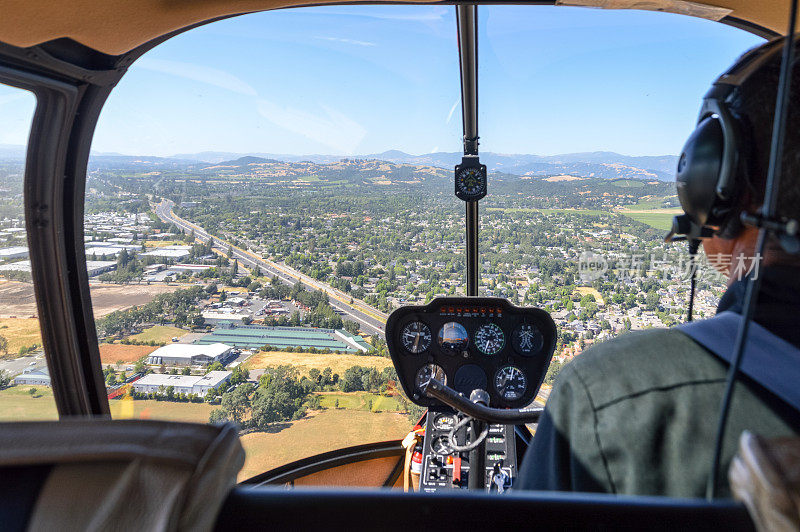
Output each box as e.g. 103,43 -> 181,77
2,5 -> 763,157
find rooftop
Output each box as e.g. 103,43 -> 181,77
148,342 -> 231,360
194,325 -> 370,353
134,370 -> 231,389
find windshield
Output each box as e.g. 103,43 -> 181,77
69,4 -> 764,481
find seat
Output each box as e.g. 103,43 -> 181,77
0,419 -> 244,532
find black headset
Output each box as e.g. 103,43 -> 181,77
668,37 -> 791,242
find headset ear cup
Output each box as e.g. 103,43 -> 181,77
676,116 -> 725,227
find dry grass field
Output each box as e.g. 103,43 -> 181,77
0,280 -> 181,318
0,386 -> 412,483
575,286 -> 605,305
99,344 -> 157,365
238,409 -> 411,480
0,318 -> 41,355
244,351 -> 393,375
317,391 -> 404,412
108,397 -> 214,423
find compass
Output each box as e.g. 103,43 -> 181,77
454,156 -> 487,201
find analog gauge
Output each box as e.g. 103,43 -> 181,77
433,413 -> 456,431
456,167 -> 485,196
511,323 -> 544,356
415,364 -> 446,391
475,323 -> 505,356
431,435 -> 452,455
400,321 -> 432,354
494,366 -> 528,402
437,322 -> 469,356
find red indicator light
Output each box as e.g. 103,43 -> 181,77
449,307 -> 455,313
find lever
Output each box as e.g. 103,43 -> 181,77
420,378 -> 542,424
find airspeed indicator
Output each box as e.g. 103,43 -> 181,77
401,321 -> 431,354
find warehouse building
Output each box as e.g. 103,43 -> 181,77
194,325 -> 370,353
145,343 -> 232,367
132,371 -> 231,397
14,367 -> 51,387
0,246 -> 29,260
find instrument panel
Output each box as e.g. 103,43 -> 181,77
386,297 -> 557,408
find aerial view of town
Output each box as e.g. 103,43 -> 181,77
0,150 -> 726,479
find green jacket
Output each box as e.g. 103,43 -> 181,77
516,327 -> 800,498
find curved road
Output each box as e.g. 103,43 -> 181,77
154,200 -> 387,338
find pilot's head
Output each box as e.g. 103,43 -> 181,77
678,37 -> 800,281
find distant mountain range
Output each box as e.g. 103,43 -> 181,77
0,144 -> 680,181
169,150 -> 680,181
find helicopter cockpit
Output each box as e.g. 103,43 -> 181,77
2,0 -> 800,530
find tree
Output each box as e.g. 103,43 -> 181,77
219,383 -> 254,425
181,366 -> 192,375
250,366 -> 307,428
0,335 -> 7,356
544,360 -> 564,386
0,370 -> 10,389
645,291 -> 660,311
343,320 -> 360,335
206,361 -> 224,372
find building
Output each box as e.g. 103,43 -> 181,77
85,260 -> 117,276
201,309 -> 253,325
14,367 -> 51,386
194,325 -> 371,353
0,246 -> 29,260
142,245 -> 192,261
132,371 -> 232,397
145,342 -> 232,366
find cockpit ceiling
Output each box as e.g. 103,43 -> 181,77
0,0 -> 794,56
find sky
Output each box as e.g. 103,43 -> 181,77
0,5 -> 763,157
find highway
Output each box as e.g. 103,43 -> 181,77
154,200 -> 387,338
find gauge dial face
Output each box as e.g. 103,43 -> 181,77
475,323 -> 505,355
433,413 -> 456,431
494,366 -> 527,402
437,322 -> 469,355
400,321 -> 432,354
456,167 -> 485,196
415,364 -> 446,391
511,323 -> 544,356
431,435 -> 452,455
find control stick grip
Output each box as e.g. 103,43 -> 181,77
420,378 -> 542,424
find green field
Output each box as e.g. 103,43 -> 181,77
318,391 -> 404,412
625,196 -> 677,210
611,179 -> 646,188
0,385 -> 58,421
128,325 -> 187,344
621,212 -> 674,231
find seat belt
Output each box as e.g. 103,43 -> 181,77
677,311 -> 800,412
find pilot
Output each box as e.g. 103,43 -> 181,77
517,37 -> 800,498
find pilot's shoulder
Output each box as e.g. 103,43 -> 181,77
555,327 -> 726,409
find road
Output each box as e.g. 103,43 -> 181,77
154,200 -> 387,338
